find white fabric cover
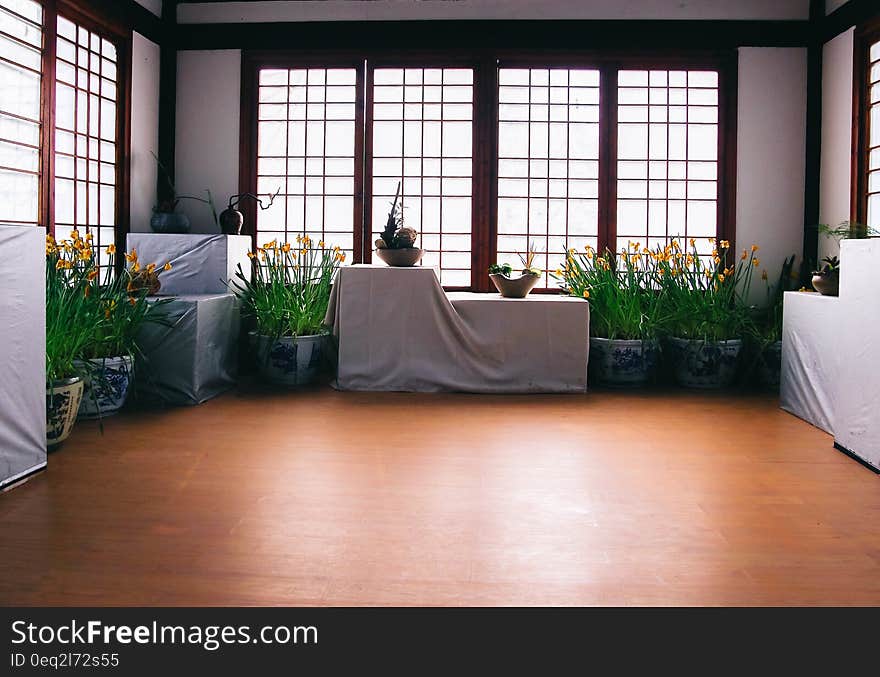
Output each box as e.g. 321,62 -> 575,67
780,291 -> 840,435
0,226 -> 45,488
135,293 -> 240,405
833,239 -> 880,470
325,265 -> 589,393
126,233 -> 250,296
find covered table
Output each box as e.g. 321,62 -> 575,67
324,265 -> 589,393
135,293 -> 240,405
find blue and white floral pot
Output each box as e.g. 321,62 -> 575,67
77,355 -> 134,419
47,377 -> 84,448
668,337 -> 742,389
251,333 -> 327,386
589,338 -> 659,387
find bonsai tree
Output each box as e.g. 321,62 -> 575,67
489,242 -> 541,278
375,181 -> 418,250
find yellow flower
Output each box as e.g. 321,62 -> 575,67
146,263 -> 157,274
132,262 -> 141,272
582,289 -> 590,299
761,269 -> 768,281
751,244 -> 760,252
741,250 -> 747,260
87,269 -> 99,281
302,235 -> 311,246
753,258 -> 760,267
70,229 -> 80,241
318,240 -> 325,248
713,256 -> 720,265
718,273 -> 725,282
586,249 -> 593,260
672,239 -> 681,250
164,262 -> 172,271
247,251 -> 256,259
281,242 -> 291,253
106,244 -> 116,255
689,238 -> 696,247
125,248 -> 138,263
300,249 -> 307,256
555,268 -> 563,276
720,240 -> 730,249
335,251 -> 346,262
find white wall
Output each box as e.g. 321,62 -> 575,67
736,48 -> 808,295
134,0 -> 162,18
174,50 -> 241,233
129,32 -> 161,234
818,29 -> 854,260
178,0 -> 810,23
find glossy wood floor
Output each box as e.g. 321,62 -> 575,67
1,388 -> 878,606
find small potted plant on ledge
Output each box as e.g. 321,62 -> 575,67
658,238 -> 759,389
811,256 -> 840,296
552,242 -> 664,387
374,181 -> 423,267
750,255 -> 797,390
76,245 -> 172,418
489,243 -> 542,298
232,236 -> 345,386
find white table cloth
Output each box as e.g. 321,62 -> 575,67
324,265 -> 589,393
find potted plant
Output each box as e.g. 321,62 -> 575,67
374,181 -> 422,267
76,244 -> 172,418
150,153 -> 218,233
232,236 -> 345,386
552,242 -> 665,387
489,242 -> 542,298
45,232 -> 103,448
657,238 -> 759,389
750,255 -> 797,390
811,256 -> 840,296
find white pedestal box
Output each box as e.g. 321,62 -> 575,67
780,292 -> 840,435
125,233 -> 250,296
135,293 -> 240,405
0,226 -> 46,489
832,239 -> 880,471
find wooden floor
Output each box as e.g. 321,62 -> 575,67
1,387 -> 878,606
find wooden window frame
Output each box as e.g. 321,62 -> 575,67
240,48 -> 737,292
852,15 -> 880,228
12,0 -> 133,258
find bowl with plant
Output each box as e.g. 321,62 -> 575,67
74,243 -> 172,419
232,236 -> 345,386
552,242 -> 665,387
489,242 -> 542,298
656,238 -> 759,389
374,181 -> 423,267
811,256 -> 840,296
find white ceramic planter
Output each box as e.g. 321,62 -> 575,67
668,337 -> 743,389
589,338 -> 659,387
47,377 -> 84,448
77,355 -> 134,419
251,333 -> 328,386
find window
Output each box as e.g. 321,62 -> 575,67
255,66 -> 360,260
616,69 -> 721,256
497,67 -> 600,288
0,0 -> 43,226
855,21 -> 880,231
0,0 -> 129,260
370,66 -> 474,287
54,13 -> 120,265
242,52 -> 736,291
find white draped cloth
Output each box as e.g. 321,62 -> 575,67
324,265 -> 590,393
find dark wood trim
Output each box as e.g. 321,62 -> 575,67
823,0 -> 880,43
599,63 -> 618,254
851,15 -> 880,227
803,0 -> 823,268
475,55 -> 498,292
58,0 -> 164,44
238,50 -> 258,251
39,0 -> 58,234
353,60 -> 366,264
361,63 -> 373,264
179,20 -> 812,52
157,0 -> 177,204
718,51 -> 739,253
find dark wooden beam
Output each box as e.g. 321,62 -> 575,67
803,0 -> 823,268
157,0 -> 178,202
176,19 -> 813,51
823,0 -> 880,42
70,0 -> 166,44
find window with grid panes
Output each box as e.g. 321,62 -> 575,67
0,0 -> 42,226
53,13 -> 119,267
616,69 -> 720,258
370,67 -> 474,288
255,67 -> 359,258
861,36 -> 880,230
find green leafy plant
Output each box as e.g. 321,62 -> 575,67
489,242 -> 542,278
818,221 -> 876,240
753,254 -> 797,345
812,255 -> 840,277
376,181 -> 418,250
551,242 -> 667,340
655,238 -> 760,342
232,236 -> 345,339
